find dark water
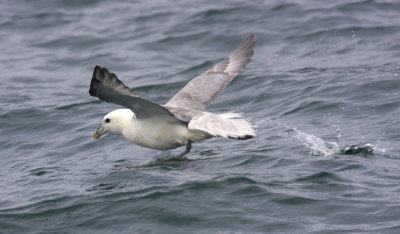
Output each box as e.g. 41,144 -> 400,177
1,0 -> 400,233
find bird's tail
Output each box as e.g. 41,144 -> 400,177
188,112 -> 255,140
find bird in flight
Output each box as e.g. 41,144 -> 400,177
89,33 -> 255,157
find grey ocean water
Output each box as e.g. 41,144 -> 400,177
1,0 -> 400,233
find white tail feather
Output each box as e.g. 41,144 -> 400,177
188,112 -> 255,139
218,112 -> 243,119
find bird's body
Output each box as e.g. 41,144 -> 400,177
107,109 -> 211,150
127,114 -> 192,150
90,33 -> 256,157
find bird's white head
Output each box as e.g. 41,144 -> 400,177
93,109 -> 135,139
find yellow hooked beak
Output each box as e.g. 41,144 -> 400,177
93,126 -> 106,139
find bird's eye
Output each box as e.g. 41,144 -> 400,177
105,118 -> 110,123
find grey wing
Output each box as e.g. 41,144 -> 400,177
165,33 -> 255,111
89,65 -> 180,120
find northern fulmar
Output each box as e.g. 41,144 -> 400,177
89,33 -> 256,157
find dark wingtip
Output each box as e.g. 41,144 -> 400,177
238,135 -> 254,140
229,135 -> 254,140
89,65 -> 110,97
89,65 -> 102,97
89,65 -> 133,99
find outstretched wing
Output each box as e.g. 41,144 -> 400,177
89,65 -> 179,120
165,33 -> 255,111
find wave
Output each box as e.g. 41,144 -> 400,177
256,117 -> 386,157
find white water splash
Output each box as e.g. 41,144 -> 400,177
255,117 -> 392,156
255,117 -> 341,156
289,128 -> 340,156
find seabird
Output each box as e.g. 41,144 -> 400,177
89,33 -> 256,157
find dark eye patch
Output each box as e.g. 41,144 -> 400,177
105,118 -> 111,123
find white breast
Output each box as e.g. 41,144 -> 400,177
121,118 -> 189,150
